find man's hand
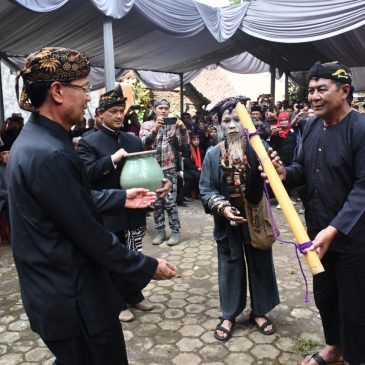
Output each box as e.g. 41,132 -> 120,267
153,117 -> 164,134
223,206 -> 246,225
111,148 -> 127,164
125,188 -> 157,209
153,258 -> 177,280
309,226 -> 338,260
156,178 -> 172,198
291,111 -> 306,127
259,148 -> 286,182
270,127 -> 280,135
254,121 -> 264,128
176,119 -> 186,130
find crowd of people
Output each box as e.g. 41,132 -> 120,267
2,45 -> 365,365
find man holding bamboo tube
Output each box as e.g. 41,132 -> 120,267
200,96 -> 280,342
268,62 -> 365,365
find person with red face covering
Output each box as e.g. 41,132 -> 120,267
269,112 -> 297,167
269,112 -> 300,209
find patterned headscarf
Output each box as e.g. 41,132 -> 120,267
15,47 -> 90,111
98,84 -> 127,112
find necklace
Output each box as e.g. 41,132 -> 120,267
220,136 -> 250,190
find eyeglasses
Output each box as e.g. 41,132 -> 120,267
60,82 -> 92,94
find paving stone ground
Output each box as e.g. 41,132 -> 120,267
0,199 -> 325,365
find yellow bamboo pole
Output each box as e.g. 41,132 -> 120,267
236,102 -> 324,275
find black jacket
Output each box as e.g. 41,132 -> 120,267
8,113 -> 157,341
286,111 -> 365,253
199,142 -> 263,242
78,126 -> 146,231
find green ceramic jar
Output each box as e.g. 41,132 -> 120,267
120,150 -> 164,192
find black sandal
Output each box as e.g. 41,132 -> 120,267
249,312 -> 276,335
214,318 -> 235,342
307,352 -> 344,365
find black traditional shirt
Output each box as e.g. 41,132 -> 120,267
7,113 -> 157,340
286,110 -> 365,253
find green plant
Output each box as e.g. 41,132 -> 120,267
131,78 -> 153,107
288,81 -> 307,105
293,336 -> 321,356
130,78 -> 154,122
229,0 -> 251,4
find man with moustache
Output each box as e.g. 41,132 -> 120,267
268,61 -> 365,365
8,47 -> 176,365
199,96 -> 279,342
78,85 -> 171,322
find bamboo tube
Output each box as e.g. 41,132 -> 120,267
236,102 -> 324,275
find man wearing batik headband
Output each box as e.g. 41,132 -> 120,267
8,47 -> 176,364
139,98 -> 189,246
199,96 -> 279,342
268,61 -> 365,365
78,84 -> 171,322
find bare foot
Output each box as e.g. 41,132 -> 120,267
299,345 -> 343,365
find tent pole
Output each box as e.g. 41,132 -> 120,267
270,65 -> 275,101
0,61 -> 4,124
284,72 -> 289,101
179,73 -> 184,117
103,17 -> 115,92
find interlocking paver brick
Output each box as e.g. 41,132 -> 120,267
176,338 -> 203,351
250,343 -> 280,359
172,353 -> 201,365
0,200 -> 325,364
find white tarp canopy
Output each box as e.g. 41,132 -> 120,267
1,0 -> 365,90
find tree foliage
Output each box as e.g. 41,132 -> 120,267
288,81 -> 307,105
131,78 -> 153,109
229,0 -> 251,4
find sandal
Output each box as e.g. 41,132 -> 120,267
214,318 -> 235,342
249,312 -> 276,335
305,352 -> 344,365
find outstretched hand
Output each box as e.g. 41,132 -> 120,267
153,258 -> 177,280
125,188 -> 157,209
223,206 -> 246,225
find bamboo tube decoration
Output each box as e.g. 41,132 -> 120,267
236,102 -> 324,275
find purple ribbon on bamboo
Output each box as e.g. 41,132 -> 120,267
243,128 -> 312,303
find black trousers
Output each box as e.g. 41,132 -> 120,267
176,174 -> 184,204
183,169 -> 200,197
46,319 -> 128,365
113,231 -> 144,310
314,251 -> 365,365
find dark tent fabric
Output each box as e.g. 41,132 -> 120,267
1,0 -> 365,90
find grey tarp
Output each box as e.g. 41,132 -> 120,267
1,0 -> 365,90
